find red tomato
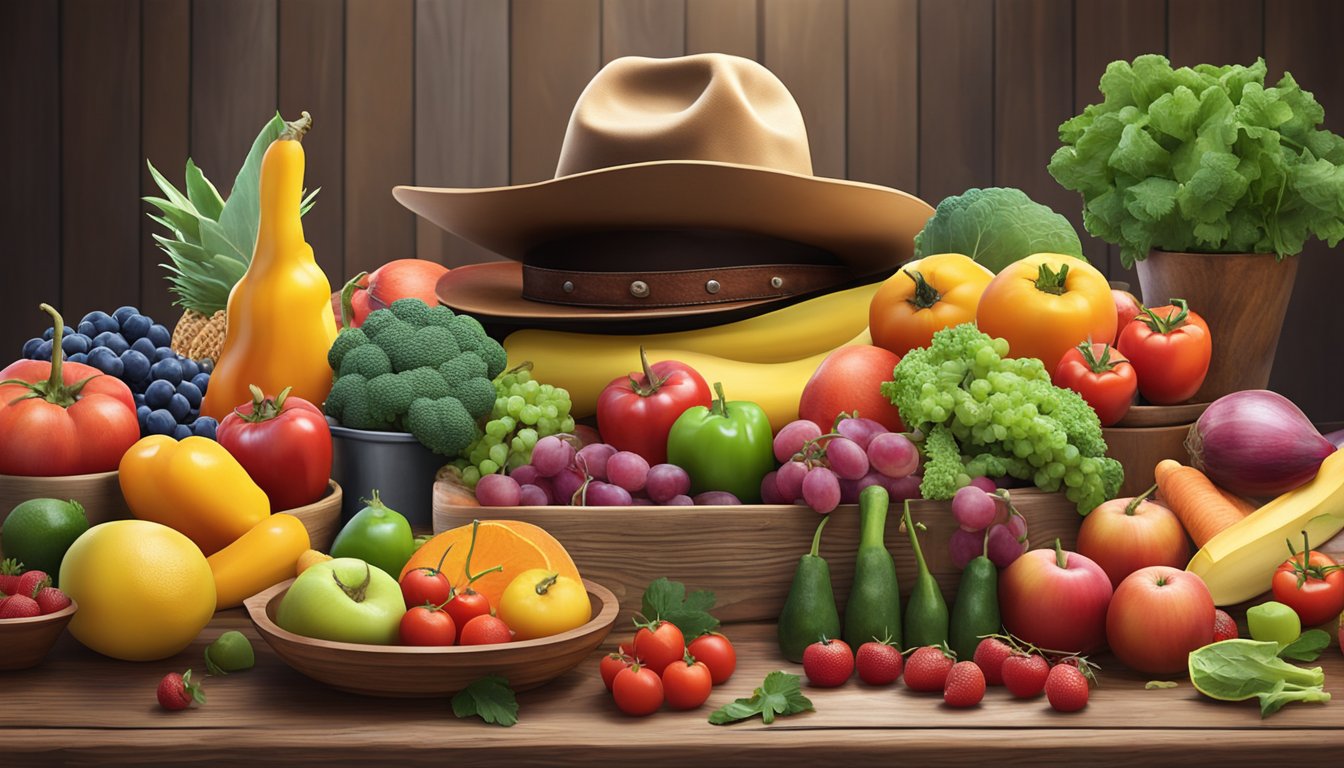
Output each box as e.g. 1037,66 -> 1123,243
399,604 -> 457,646
1116,299 -> 1211,405
600,649 -> 634,690
1052,343 -> 1138,427
1111,288 -> 1142,344
687,632 -> 737,684
217,385 -> 332,510
612,663 -> 664,716
1272,539 -> 1344,627
596,350 -> 711,465
633,620 -> 685,675
399,547 -> 454,609
0,342 -> 139,477
458,614 -> 513,645
661,656 -> 713,710
446,588 -> 492,631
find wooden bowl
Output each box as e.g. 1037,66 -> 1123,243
1104,402 -> 1208,497
0,470 -> 129,531
245,577 -> 618,697
281,481 -> 343,552
0,600 -> 78,671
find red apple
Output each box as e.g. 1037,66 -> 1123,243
1075,488 -> 1191,590
1111,288 -> 1142,345
798,345 -> 904,432
999,539 -> 1113,654
331,259 -> 450,328
1106,566 -> 1215,674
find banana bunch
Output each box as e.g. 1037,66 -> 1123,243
503,283 -> 879,431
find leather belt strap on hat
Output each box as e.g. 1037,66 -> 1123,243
522,263 -> 854,308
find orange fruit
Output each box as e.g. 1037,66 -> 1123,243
400,520 -> 580,609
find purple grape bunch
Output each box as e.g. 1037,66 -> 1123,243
947,484 -> 1029,569
764,413 -> 921,514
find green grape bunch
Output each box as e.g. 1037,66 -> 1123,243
881,323 -> 1123,514
455,363 -> 575,488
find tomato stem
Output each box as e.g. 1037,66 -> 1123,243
1136,298 -> 1190,335
1077,340 -> 1120,374
340,272 -> 369,329
627,347 -> 671,397
234,384 -> 292,423
533,572 -> 559,596
903,268 -> 943,310
1033,263 -> 1071,296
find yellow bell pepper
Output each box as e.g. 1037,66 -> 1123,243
201,111 -> 337,420
118,435 -> 270,556
208,513 -> 310,608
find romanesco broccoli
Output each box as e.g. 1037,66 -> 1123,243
407,395 -> 479,456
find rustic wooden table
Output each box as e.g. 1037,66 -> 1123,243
5,612 -> 1341,766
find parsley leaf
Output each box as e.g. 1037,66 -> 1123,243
640,577 -> 720,638
451,675 -> 519,727
708,671 -> 813,726
1278,630 -> 1331,663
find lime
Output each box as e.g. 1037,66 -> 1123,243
2,499 -> 90,585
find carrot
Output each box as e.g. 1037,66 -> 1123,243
1213,487 -> 1257,518
1153,459 -> 1250,548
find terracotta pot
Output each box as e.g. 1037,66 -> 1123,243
1136,250 -> 1298,401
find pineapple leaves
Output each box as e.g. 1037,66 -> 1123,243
146,159 -> 193,211
143,197 -> 202,244
185,159 -> 225,221
217,113 -> 288,270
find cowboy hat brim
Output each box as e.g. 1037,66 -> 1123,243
392,159 -> 934,324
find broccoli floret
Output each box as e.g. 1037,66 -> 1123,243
439,353 -> 488,387
367,372 -> 415,424
327,327 -> 369,371
390,298 -> 433,327
361,308 -> 399,339
399,366 -> 451,401
368,320 -> 416,366
325,373 -> 368,423
339,343 -> 392,379
450,376 -> 497,420
388,325 -> 460,373
919,424 -> 970,500
448,314 -> 489,352
425,305 -> 457,329
406,396 -> 480,456
475,337 -> 508,379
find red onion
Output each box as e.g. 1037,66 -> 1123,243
1186,390 -> 1336,497
1326,428 -> 1344,449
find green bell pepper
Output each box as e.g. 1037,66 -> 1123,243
329,490 -> 415,578
666,382 -> 775,503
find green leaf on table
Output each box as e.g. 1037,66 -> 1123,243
708,671 -> 813,726
1278,630 -> 1331,663
640,577 -> 719,638
1145,680 -> 1179,689
451,675 -> 518,727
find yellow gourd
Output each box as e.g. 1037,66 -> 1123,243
201,112 -> 337,420
207,513 -> 311,609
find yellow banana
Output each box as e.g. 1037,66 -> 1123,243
504,282 -> 878,366
521,328 -> 872,431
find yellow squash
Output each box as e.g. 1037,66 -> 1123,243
119,435 -> 270,556
1187,450 -> 1344,605
201,111 -> 337,420
208,513 -> 310,609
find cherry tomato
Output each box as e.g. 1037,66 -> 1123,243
634,620 -> 685,675
600,649 -> 634,691
687,632 -> 737,685
446,588 -> 492,631
458,614 -> 513,645
398,605 -> 456,646
1111,288 -> 1142,345
1052,342 -> 1137,427
1116,299 -> 1211,405
399,548 -> 454,609
661,656 -> 713,710
596,350 -> 711,466
1271,534 -> 1344,627
612,663 -> 664,716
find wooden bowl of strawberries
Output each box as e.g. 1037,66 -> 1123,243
0,571 -> 77,671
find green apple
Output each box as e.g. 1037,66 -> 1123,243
1246,600 -> 1300,649
276,558 -> 405,645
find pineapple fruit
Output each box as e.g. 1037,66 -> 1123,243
145,114 -> 316,361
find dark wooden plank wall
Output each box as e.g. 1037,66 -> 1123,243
2,0 -> 1342,419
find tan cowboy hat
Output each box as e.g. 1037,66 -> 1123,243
393,53 -> 933,330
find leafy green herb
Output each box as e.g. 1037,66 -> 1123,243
1145,680 -> 1179,689
641,577 -> 720,638
1278,629 -> 1331,662
913,187 -> 1085,273
1188,639 -> 1330,717
1049,55 -> 1344,266
708,671 -> 814,726
451,675 -> 518,727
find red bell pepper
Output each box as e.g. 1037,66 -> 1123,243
596,348 -> 712,465
0,304 -> 139,476
217,384 -> 332,510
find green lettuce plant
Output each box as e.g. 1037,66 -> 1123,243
1049,55 -> 1344,267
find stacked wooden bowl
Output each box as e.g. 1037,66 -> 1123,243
1102,401 -> 1208,498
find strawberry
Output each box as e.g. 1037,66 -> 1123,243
802,637 -> 854,687
0,558 -> 23,596
943,661 -> 986,708
1001,652 -> 1050,698
1045,663 -> 1090,712
972,637 -> 1014,685
157,669 -> 206,711
1213,609 -> 1238,642
904,645 -> 956,692
0,594 -> 41,619
34,587 -> 71,615
855,640 -> 903,685
16,570 -> 50,599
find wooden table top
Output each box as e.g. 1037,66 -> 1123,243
4,613 -> 1341,766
